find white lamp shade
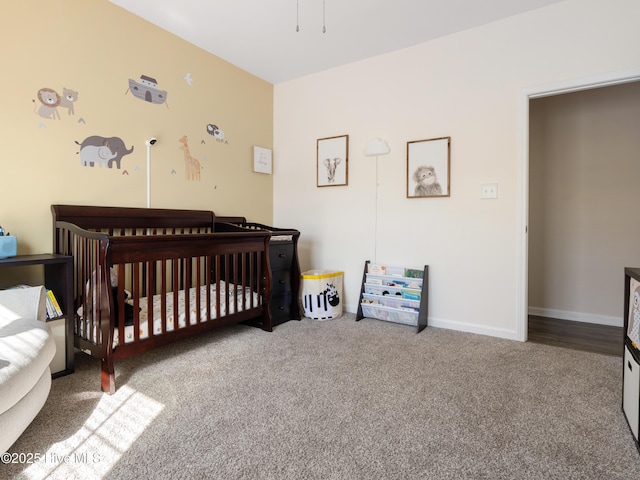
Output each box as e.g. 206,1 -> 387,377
364,138 -> 390,156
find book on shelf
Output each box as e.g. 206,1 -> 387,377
45,298 -> 55,320
47,289 -> 63,318
404,268 -> 424,279
401,289 -> 421,300
368,264 -> 386,275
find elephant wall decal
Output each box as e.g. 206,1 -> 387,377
75,135 -> 134,169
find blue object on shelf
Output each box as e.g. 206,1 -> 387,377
0,236 -> 17,259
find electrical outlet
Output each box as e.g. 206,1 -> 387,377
481,183 -> 498,199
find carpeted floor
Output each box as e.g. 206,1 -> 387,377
3,313 -> 640,479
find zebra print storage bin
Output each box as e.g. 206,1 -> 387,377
301,270 -> 343,320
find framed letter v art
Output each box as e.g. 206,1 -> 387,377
317,135 -> 349,187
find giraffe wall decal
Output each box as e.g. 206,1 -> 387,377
178,135 -> 202,181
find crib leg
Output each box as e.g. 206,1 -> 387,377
101,358 -> 116,394
262,309 -> 273,332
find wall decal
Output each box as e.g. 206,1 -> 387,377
206,124 -> 228,144
126,75 -> 168,106
184,73 -> 193,86
122,170 -> 129,175
78,118 -> 86,124
33,88 -> 61,120
178,136 -> 202,181
33,86 -> 79,120
78,144 -> 117,168
59,87 -> 79,115
75,136 -> 134,169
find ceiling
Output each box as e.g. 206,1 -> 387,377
109,0 -> 564,85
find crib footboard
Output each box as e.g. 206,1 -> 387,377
52,205 -> 272,393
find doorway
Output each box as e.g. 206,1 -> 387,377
517,69 -> 640,343
526,82 -> 640,355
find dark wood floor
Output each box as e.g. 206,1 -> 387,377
528,315 -> 624,357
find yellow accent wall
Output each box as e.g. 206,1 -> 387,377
0,0 -> 273,284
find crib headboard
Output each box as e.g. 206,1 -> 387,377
51,204 -> 216,231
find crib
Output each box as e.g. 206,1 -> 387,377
52,204 -> 272,393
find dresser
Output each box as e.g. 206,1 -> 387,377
217,218 -> 301,326
263,229 -> 301,325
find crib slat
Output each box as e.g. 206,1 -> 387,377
117,265 -> 125,343
172,259 -> 180,327
205,255 -> 212,321
146,260 -> 155,338
133,262 -> 141,343
195,256 -> 202,324
215,255 -> 221,320
160,259 -> 167,334
250,251 -> 256,309
185,256 -> 192,325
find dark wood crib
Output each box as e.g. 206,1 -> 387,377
52,204 -> 272,393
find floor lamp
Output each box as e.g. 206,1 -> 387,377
145,137 -> 157,208
363,138 -> 390,263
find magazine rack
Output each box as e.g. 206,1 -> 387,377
356,260 -> 428,333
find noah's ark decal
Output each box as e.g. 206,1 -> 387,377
126,75 -> 168,106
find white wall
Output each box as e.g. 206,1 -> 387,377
273,0 -> 640,339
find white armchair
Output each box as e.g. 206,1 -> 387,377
0,286 -> 56,453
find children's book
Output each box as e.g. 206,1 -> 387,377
368,264 -> 386,275
47,289 -> 63,317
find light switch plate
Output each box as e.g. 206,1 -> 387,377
481,183 -> 498,199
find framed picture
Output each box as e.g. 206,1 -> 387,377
407,136 -> 450,198
253,146 -> 272,174
317,135 -> 348,187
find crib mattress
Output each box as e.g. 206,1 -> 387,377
78,281 -> 259,345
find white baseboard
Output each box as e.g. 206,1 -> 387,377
349,304 -> 622,341
428,317 -> 520,341
347,305 -> 521,341
528,307 -> 622,328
